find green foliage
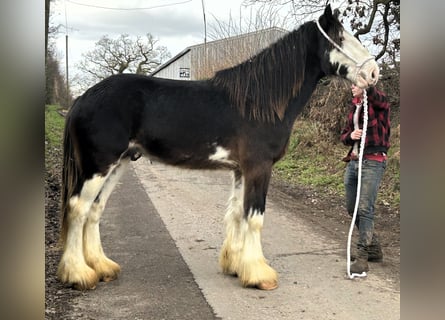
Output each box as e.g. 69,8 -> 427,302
45,105 -> 64,146
274,119 -> 347,195
45,105 -> 65,170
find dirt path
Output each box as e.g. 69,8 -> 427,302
133,159 -> 399,319
45,159 -> 399,319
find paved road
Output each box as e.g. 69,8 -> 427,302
66,159 -> 400,319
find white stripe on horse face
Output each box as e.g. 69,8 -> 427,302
329,30 -> 378,87
208,146 -> 237,166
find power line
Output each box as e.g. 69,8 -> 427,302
66,0 -> 193,11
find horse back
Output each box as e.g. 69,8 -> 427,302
67,74 -> 246,173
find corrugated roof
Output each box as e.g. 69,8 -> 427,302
150,27 -> 287,76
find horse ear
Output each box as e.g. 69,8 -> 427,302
333,8 -> 340,19
319,4 -> 333,28
324,4 -> 332,19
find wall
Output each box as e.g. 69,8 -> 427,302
152,51 -> 192,80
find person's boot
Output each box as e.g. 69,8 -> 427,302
350,247 -> 369,274
367,237 -> 383,262
350,237 -> 383,262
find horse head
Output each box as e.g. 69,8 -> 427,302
317,5 -> 379,88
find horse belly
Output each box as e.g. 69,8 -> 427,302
138,134 -> 237,170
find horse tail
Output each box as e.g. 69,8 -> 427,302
60,110 -> 82,248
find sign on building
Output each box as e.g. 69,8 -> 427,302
179,67 -> 190,78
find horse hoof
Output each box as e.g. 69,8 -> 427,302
87,258 -> 121,283
257,280 -> 278,291
68,272 -> 99,290
101,271 -> 120,282
58,260 -> 99,290
73,282 -> 97,291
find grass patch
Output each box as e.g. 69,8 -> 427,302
45,105 -> 65,146
45,105 -> 65,171
274,120 -> 345,194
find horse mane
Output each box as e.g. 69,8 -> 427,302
210,23 -> 312,123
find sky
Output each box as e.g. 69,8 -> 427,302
50,0 -> 300,79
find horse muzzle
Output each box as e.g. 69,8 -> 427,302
355,59 -> 380,88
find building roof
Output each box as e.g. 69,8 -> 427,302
150,27 -> 288,77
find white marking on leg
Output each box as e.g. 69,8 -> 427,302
209,145 -> 237,166
238,209 -> 278,289
220,172 -> 244,275
58,174 -> 108,289
83,160 -> 129,281
241,209 -> 264,266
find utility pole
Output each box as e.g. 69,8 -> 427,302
201,0 -> 207,78
65,34 -> 69,96
201,0 -> 207,46
64,0 -> 70,103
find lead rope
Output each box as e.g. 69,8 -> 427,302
314,18 -> 372,278
346,89 -> 368,279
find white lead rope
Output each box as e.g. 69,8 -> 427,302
314,18 -> 372,278
346,89 -> 368,279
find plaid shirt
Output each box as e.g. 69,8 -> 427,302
340,86 -> 391,158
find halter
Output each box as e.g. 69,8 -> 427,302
315,19 -> 375,70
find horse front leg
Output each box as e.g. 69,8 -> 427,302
220,169 -> 244,276
238,163 -> 278,290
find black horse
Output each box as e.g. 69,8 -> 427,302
58,5 -> 379,291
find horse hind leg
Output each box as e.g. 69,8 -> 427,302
220,170 -> 244,276
83,160 -> 129,282
57,174 -> 108,290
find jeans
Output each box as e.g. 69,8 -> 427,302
344,159 -> 386,248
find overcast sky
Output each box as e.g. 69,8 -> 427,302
50,0 -> 301,76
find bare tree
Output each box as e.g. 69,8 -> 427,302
196,1 -> 291,79
75,33 -> 170,92
46,0 -> 72,107
341,0 -> 399,64
207,1 -> 294,40
45,0 -> 50,60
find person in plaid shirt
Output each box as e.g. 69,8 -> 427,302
340,84 -> 391,274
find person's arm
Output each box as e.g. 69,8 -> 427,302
366,86 -> 390,110
340,118 -> 355,146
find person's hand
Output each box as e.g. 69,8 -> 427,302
351,129 -> 363,140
